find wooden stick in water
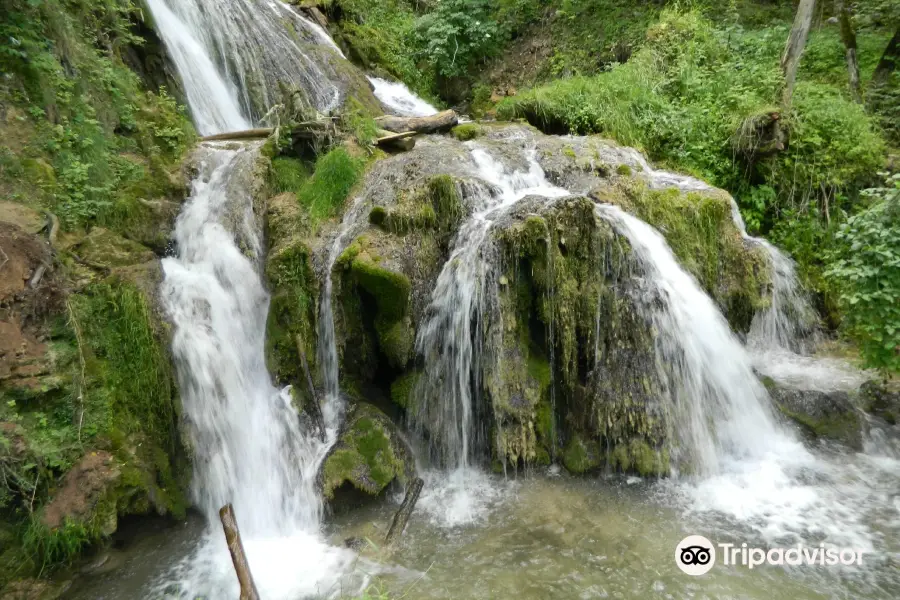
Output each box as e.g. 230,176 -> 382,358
219,503 -> 261,600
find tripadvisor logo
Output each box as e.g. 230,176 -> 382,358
675,535 -> 866,576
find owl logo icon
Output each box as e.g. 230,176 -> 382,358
676,535 -> 716,575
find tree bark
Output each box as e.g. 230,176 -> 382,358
871,25 -> 900,88
219,504 -> 260,600
782,0 -> 817,110
374,110 -> 459,134
383,477 -> 424,548
836,0 -> 862,103
295,334 -> 326,441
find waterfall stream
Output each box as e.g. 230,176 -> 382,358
144,0 -> 345,133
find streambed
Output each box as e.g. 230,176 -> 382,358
69,455 -> 900,600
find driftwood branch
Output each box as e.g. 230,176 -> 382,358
384,477 -> 424,548
375,110 -> 459,135
219,504 -> 260,600
295,334 -> 326,441
201,128 -> 274,142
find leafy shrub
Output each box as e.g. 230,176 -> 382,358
413,0 -> 501,78
825,173 -> 900,374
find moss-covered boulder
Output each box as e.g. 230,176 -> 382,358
860,380 -> 900,426
771,387 -> 864,450
320,403 -> 414,501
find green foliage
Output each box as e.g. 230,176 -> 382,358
296,147 -> 365,222
271,157 -> 310,195
342,98 -> 379,148
825,173 -> 900,374
413,0 -> 501,78
0,0 -> 194,230
71,281 -> 176,449
22,519 -> 92,569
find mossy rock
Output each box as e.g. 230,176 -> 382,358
860,380 -> 900,426
390,370 -> 420,410
609,439 -> 669,476
451,124 -> 484,141
562,435 -> 602,474
320,403 -> 414,500
74,228 -> 156,269
771,387 -> 863,450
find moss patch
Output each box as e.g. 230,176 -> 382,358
321,404 -> 413,499
562,435 -> 601,474
451,124 -> 484,141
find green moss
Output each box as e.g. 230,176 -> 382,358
562,435 -> 601,474
616,164 -> 633,176
297,147 -> 366,223
266,242 -> 318,384
321,404 -> 411,499
610,439 -> 669,476
451,123 -> 483,141
776,404 -> 862,447
375,319 -> 414,369
271,156 -> 310,195
390,371 -> 420,410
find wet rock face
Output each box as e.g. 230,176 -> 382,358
860,380 -> 900,425
770,387 -> 864,450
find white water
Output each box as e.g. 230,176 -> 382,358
144,0 -> 344,132
156,143 -> 358,598
143,0 -> 249,134
367,77 -> 439,117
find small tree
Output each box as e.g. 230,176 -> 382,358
835,0 -> 862,103
781,0 -> 817,110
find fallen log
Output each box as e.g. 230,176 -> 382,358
219,504 -> 260,600
295,334 -> 326,441
375,130 -> 417,152
201,128 -> 274,142
384,477 -> 424,548
375,110 -> 458,135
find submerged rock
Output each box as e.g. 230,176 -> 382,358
319,403 -> 415,502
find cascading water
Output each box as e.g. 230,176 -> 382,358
144,0 -> 345,133
412,143 -> 567,525
367,77 -> 439,117
595,205 -> 791,474
155,143 -> 357,598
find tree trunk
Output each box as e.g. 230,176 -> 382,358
871,26 -> 900,88
219,504 -> 260,600
383,477 -> 424,548
782,0 -> 817,110
836,0 -> 862,103
374,110 -> 459,134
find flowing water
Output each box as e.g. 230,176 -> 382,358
367,77 -> 439,117
152,143 -> 360,598
144,0 -> 344,133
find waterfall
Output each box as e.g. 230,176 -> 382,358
413,146 -> 568,471
367,77 -> 439,117
595,205 -> 788,474
144,0 -> 344,133
156,143 -> 356,597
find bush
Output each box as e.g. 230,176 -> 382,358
825,173 -> 900,375
413,0 -> 501,78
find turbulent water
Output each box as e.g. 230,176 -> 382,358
144,0 -> 344,134
368,76 -> 439,117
